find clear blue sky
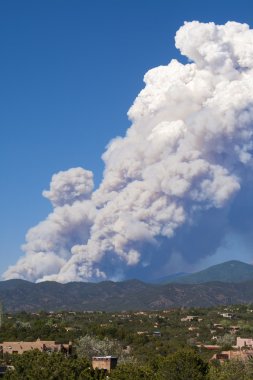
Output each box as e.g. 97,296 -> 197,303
1,0 -> 253,276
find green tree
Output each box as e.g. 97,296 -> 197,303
76,335 -> 124,360
209,359 -> 246,380
216,334 -> 235,349
110,362 -> 153,380
245,358 -> 253,380
156,349 -> 209,380
3,350 -> 101,380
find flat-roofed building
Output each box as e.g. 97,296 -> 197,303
236,337 -> 253,349
212,350 -> 253,363
92,356 -> 118,372
0,338 -> 72,355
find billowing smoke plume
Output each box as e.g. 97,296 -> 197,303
43,167 -> 94,207
4,21 -> 253,282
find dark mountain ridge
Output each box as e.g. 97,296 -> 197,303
1,261 -> 253,312
1,277 -> 253,312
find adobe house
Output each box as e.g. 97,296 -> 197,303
0,339 -> 72,355
212,350 -> 253,363
92,356 -> 118,372
236,337 -> 253,349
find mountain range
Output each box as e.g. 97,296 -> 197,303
162,260 -> 253,284
1,260 -> 253,312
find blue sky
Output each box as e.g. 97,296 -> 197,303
1,0 -> 253,278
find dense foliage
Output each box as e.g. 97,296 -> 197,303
3,350 -> 104,380
1,305 -> 253,378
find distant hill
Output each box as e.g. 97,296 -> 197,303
153,272 -> 189,284
1,276 -> 253,312
169,260 -> 253,284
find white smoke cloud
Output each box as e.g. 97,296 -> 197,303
4,169 -> 96,282
4,21 -> 253,282
42,167 -> 94,207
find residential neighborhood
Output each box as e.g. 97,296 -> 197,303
1,305 -> 253,378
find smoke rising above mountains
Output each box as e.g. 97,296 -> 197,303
4,20 -> 253,282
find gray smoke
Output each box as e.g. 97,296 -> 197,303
43,167 -> 94,207
4,21 -> 253,282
